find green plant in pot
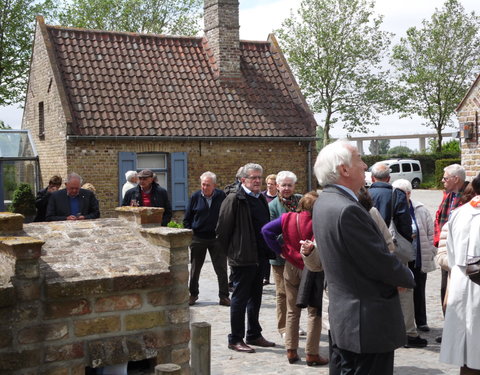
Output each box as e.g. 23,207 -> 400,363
10,183 -> 36,222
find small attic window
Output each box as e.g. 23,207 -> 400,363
38,102 -> 45,138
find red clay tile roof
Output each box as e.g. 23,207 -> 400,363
45,25 -> 316,138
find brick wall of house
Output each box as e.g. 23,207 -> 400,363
456,78 -> 480,180
22,19 -> 70,187
67,139 -> 316,218
0,209 -> 192,374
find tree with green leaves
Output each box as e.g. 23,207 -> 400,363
0,0 -> 56,106
369,139 -> 390,155
58,0 -> 202,36
275,0 -> 392,146
390,0 -> 480,152
388,145 -> 413,156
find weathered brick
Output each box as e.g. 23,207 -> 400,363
168,308 -> 190,324
112,273 -> 172,291
0,213 -> 24,232
125,311 -> 167,331
45,299 -> 91,319
39,367 -> 69,375
44,342 -> 84,362
170,325 -> 190,345
171,347 -> 190,365
0,329 -> 12,348
46,279 -> 112,299
18,322 -> 68,344
0,286 -> 15,307
74,316 -> 120,337
0,349 -> 43,370
12,278 -> 41,301
143,330 -> 170,349
88,336 -> 129,367
0,237 -> 44,260
170,267 -> 189,285
15,259 -> 40,279
95,294 -> 142,312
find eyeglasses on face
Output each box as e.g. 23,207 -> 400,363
442,176 -> 451,181
246,176 -> 262,180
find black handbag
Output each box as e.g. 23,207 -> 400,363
466,256 -> 480,285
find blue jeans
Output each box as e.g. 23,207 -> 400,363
228,264 -> 264,344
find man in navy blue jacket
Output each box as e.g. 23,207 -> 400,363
183,171 -> 229,306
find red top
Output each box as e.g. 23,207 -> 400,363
141,190 -> 152,207
281,211 -> 314,270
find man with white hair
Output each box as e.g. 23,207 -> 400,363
183,171 -> 229,307
434,163 -> 469,342
46,172 -> 100,221
122,170 -> 138,198
306,140 -> 414,374
217,163 -> 275,353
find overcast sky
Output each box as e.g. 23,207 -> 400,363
2,0 -> 478,150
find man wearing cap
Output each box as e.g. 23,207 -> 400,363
122,169 -> 172,226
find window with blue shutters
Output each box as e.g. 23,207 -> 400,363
118,151 -> 188,210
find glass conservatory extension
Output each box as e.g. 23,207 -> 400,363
0,130 -> 40,211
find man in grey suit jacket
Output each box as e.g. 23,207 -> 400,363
46,173 -> 100,221
311,140 -> 415,375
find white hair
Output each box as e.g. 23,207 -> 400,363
67,172 -> 83,184
200,171 -> 217,183
240,163 -> 263,178
392,179 -> 412,194
444,164 -> 465,181
125,170 -> 137,182
371,162 -> 390,180
314,140 -> 354,187
276,171 -> 297,184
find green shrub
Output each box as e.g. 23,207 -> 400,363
10,183 -> 36,217
167,220 -> 184,228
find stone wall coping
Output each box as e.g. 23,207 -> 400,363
115,207 -> 165,225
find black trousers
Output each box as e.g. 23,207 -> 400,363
440,269 -> 448,315
189,236 -> 228,299
329,331 -> 394,375
228,264 -> 264,344
411,266 -> 428,326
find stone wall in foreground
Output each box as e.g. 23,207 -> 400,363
0,208 -> 192,374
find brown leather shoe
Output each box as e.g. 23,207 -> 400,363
246,336 -> 275,347
219,297 -> 231,306
188,295 -> 198,306
306,354 -> 329,366
228,341 -> 255,353
287,349 -> 300,364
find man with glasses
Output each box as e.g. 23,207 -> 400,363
434,164 -> 469,342
122,169 -> 172,226
216,163 -> 275,353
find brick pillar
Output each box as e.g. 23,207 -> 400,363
204,0 -> 241,81
115,206 -> 165,225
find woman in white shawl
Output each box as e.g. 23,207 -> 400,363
440,173 -> 480,375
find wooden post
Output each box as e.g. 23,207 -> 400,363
191,321 -> 211,375
155,363 -> 181,375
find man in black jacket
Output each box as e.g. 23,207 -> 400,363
183,171 -> 228,307
46,173 -> 100,221
34,175 -> 62,222
216,163 -> 275,353
122,169 -> 172,226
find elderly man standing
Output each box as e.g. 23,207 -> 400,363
122,170 -> 138,198
308,140 -> 414,374
46,173 -> 100,221
183,171 -> 229,307
122,169 -> 172,226
434,164 -> 469,342
216,163 -> 275,353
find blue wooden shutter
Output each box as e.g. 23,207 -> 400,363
171,152 -> 188,210
118,152 -> 136,204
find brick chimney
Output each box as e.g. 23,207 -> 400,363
204,0 -> 241,81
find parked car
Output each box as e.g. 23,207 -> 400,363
365,159 -> 423,189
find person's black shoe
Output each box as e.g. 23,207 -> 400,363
435,335 -> 442,343
404,336 -> 428,348
417,325 -> 430,332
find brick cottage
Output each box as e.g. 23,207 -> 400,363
456,72 -> 480,178
21,0 -> 317,218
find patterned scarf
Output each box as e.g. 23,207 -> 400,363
434,181 -> 469,246
280,194 -> 300,212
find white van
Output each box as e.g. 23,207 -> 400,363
365,159 -> 423,189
